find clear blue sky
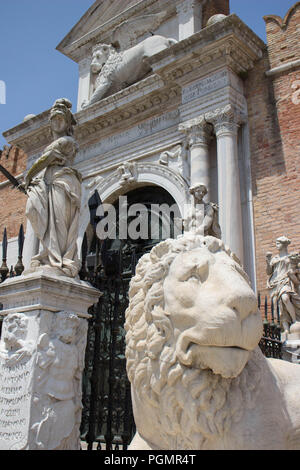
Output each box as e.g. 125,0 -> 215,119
0,0 -> 294,148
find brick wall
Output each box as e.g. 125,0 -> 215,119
246,2 -> 300,296
202,0 -> 230,27
0,146 -> 28,242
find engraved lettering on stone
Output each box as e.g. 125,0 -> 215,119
182,71 -> 228,104
78,110 -> 180,163
0,313 -> 35,450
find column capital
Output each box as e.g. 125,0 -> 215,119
179,116 -> 213,147
205,104 -> 241,137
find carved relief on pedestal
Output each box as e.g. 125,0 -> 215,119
30,311 -> 87,450
0,313 -> 35,450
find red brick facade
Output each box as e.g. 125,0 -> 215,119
0,146 -> 27,241
246,2 -> 300,296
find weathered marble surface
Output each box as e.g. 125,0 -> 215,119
0,272 -> 100,450
125,234 -> 300,450
184,183 -> 221,238
84,35 -> 177,107
24,99 -> 82,278
266,237 -> 300,335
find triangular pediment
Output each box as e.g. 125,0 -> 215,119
57,0 -> 147,60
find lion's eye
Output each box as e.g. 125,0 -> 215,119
186,274 -> 200,282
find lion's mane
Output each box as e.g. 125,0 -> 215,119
92,44 -> 124,89
125,235 -> 263,449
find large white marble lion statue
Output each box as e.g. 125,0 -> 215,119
84,35 -> 177,107
125,234 -> 300,450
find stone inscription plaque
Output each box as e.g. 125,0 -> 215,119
0,313 -> 35,450
77,109 -> 180,164
182,70 -> 228,104
0,356 -> 34,450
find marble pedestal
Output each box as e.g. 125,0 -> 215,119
282,322 -> 300,365
0,270 -> 100,450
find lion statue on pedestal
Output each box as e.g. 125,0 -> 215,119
83,35 -> 177,107
125,234 -> 300,450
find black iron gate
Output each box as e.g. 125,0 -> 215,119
79,186 -> 179,450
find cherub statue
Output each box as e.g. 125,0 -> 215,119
184,183 -> 221,239
24,98 -> 82,278
266,236 -> 300,334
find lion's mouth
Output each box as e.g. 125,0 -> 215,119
177,341 -> 252,378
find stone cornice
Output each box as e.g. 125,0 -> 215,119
3,74 -> 181,155
3,14 -> 261,155
148,13 -> 265,81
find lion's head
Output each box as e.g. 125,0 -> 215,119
125,234 -> 263,449
90,43 -> 116,74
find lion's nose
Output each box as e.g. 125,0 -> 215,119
226,292 -> 258,321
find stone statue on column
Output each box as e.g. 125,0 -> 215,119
24,98 -> 82,278
0,98 -> 101,451
266,236 -> 300,336
184,182 -> 221,238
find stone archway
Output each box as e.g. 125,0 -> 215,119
78,161 -> 190,253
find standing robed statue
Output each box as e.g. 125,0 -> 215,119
24,98 -> 82,278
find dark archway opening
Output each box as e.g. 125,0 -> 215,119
80,185 -> 181,450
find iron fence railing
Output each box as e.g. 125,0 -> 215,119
0,225 -> 24,282
258,293 -> 282,359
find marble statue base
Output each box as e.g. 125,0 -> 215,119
0,270 -> 100,450
282,322 -> 300,365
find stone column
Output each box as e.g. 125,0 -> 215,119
0,271 -> 100,450
176,0 -> 203,40
206,105 -> 244,263
179,116 -> 213,195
